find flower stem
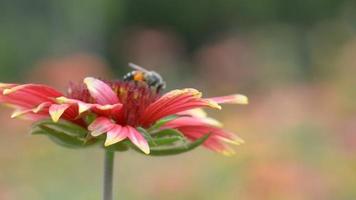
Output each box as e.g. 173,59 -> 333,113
103,150 -> 115,200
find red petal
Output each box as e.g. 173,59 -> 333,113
84,77 -> 119,105
11,101 -> 52,119
208,94 -> 248,105
1,84 -> 62,108
162,116 -> 244,155
55,96 -> 122,117
49,104 -> 71,122
105,124 -> 127,146
127,126 -> 150,154
141,89 -> 220,126
88,117 -> 115,137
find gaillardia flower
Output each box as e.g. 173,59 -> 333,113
0,70 -> 248,156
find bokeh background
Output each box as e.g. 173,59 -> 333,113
1,0 -> 356,199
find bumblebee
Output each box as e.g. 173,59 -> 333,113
123,63 -> 166,92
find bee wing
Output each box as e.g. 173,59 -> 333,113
128,63 -> 150,73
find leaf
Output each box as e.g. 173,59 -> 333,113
33,124 -> 87,148
32,119 -> 88,137
30,119 -> 94,149
150,136 -> 182,146
150,129 -> 187,147
147,115 -> 180,131
105,140 -> 130,152
132,134 -> 211,156
84,113 -> 96,125
151,128 -> 185,139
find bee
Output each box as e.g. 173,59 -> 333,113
123,63 -> 166,92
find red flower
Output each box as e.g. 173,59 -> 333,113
0,77 -> 247,155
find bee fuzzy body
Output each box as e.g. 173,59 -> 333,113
123,63 -> 166,92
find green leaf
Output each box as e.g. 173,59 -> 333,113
33,124 -> 87,148
138,127 -> 182,147
151,129 -> 187,147
32,119 -> 88,137
105,140 -> 130,152
84,113 -> 96,125
150,136 -> 182,146
147,115 -> 180,131
151,128 -> 185,139
30,120 -> 95,149
134,133 -> 211,156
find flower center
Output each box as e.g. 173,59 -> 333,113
67,80 -> 159,126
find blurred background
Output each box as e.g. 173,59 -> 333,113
1,0 -> 356,199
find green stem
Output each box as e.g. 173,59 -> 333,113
103,150 -> 115,200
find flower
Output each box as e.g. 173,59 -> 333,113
0,75 -> 248,155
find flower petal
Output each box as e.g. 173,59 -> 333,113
127,126 -> 150,154
208,94 -> 248,105
11,108 -> 32,118
0,83 -> 17,92
3,84 -> 62,97
179,125 -> 244,145
179,108 -> 207,118
141,88 -> 220,126
161,116 -> 244,155
203,138 -> 236,156
92,104 -> 123,117
32,102 -> 52,113
84,77 -> 119,105
88,117 -> 115,137
179,127 -> 238,156
49,104 -> 71,122
148,100 -> 220,120
14,112 -> 49,121
104,125 -> 127,146
165,116 -> 223,128
11,102 -> 52,118
56,96 -> 122,117
1,84 -> 62,108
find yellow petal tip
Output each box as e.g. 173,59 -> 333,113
10,109 -> 30,119
104,141 -> 113,147
142,148 -> 150,155
49,111 -> 63,123
3,88 -> 13,95
232,138 -> 245,145
207,100 -> 222,109
222,150 -> 236,156
78,104 -> 91,114
51,117 -> 60,123
234,95 -> 249,105
11,112 -> 21,118
56,97 -> 68,103
83,77 -> 94,85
